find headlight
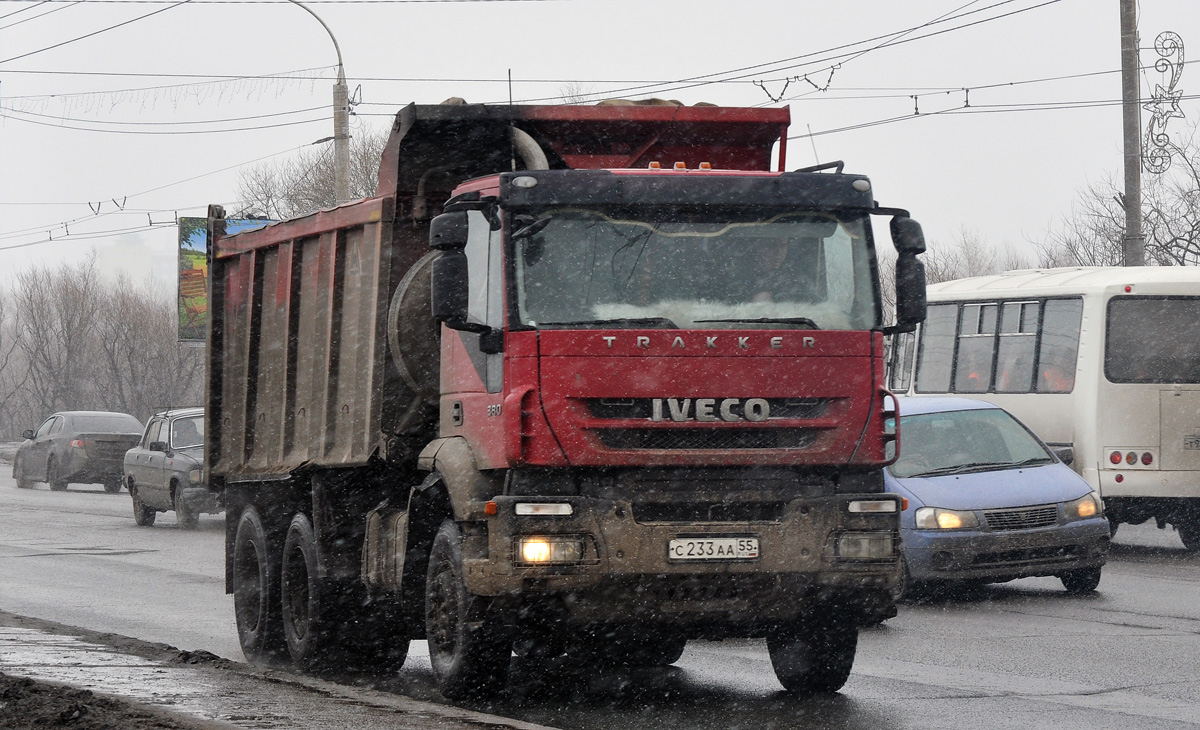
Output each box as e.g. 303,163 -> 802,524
914,507 -> 979,530
1064,493 -> 1103,520
515,536 -> 584,565
188,468 -> 205,484
836,531 -> 896,560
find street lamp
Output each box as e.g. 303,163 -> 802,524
286,0 -> 351,205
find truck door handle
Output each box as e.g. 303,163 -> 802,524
451,401 -> 463,427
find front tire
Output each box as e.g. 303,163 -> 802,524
174,482 -> 199,530
131,484 -> 156,527
233,506 -> 286,663
426,520 -> 512,699
1060,566 -> 1102,594
47,457 -> 68,491
767,616 -> 859,694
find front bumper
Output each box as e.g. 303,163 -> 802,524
464,494 -> 900,625
902,517 -> 1110,583
179,486 -> 223,515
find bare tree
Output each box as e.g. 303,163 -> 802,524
11,256 -> 105,416
236,125 -> 390,220
1036,123 -> 1200,267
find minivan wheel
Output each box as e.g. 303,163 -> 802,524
1060,566 -> 1102,594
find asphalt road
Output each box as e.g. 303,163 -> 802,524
2,468 -> 1199,730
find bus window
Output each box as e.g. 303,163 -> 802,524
954,303 -> 998,393
1036,298 -> 1083,393
995,301 -> 1037,393
1105,296 -> 1200,383
915,304 -> 957,392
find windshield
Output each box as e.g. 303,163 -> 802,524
512,208 -> 879,330
171,415 -> 204,449
889,407 -> 1052,479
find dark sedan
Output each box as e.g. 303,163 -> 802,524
123,407 -> 220,528
12,411 -> 144,492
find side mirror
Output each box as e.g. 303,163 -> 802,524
892,253 -> 927,333
22,429 -> 34,440
891,216 -> 926,254
429,211 -> 469,250
149,441 -> 168,453
431,250 -> 488,333
1053,446 -> 1074,466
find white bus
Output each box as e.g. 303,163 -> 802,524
889,267 -> 1200,550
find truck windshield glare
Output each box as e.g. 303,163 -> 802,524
513,209 -> 879,330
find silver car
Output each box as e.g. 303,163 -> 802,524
123,407 -> 221,528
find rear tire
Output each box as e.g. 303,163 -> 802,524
14,457 -> 34,490
233,506 -> 286,663
1060,566 -> 1102,594
767,615 -> 859,694
131,484 -> 156,527
426,520 -> 512,699
1177,520 -> 1200,552
174,482 -> 199,530
47,457 -> 68,491
280,513 -> 342,671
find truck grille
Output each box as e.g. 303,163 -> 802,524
632,501 -> 786,523
585,398 -> 828,420
595,428 -> 817,450
983,505 -> 1058,531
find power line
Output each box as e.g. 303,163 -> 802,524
0,109 -> 328,134
0,0 -> 194,64
0,0 -> 52,21
1,103 -> 328,126
0,0 -> 83,30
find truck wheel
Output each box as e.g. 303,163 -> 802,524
233,506 -> 286,663
174,483 -> 199,530
1060,566 -> 1102,594
47,457 -> 68,491
280,513 -> 345,671
131,485 -> 156,527
426,520 -> 512,699
14,457 -> 34,490
1177,520 -> 1200,552
767,616 -> 858,694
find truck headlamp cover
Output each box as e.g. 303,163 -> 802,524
836,532 -> 896,560
516,536 -> 584,565
515,502 -> 574,516
848,499 -> 898,513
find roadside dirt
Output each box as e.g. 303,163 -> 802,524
0,671 -> 232,730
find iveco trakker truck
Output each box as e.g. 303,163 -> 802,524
205,100 -> 927,698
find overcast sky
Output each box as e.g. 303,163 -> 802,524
1,0 -> 1196,290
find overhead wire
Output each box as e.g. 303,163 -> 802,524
0,0 -> 194,64
0,0 -> 83,30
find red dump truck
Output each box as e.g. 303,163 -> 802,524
204,101 -> 927,698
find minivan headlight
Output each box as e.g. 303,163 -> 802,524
914,507 -> 979,530
1064,493 -> 1102,520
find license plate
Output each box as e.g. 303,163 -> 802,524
668,537 -> 759,561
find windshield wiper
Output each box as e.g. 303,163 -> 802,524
693,317 -> 820,329
908,461 -> 1000,478
1005,456 -> 1056,468
539,317 -> 678,329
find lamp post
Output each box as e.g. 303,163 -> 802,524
287,0 -> 350,205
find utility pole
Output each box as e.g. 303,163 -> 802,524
287,0 -> 351,205
1120,0 -> 1144,266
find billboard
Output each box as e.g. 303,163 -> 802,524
178,216 -> 270,342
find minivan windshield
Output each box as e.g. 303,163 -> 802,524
889,407 -> 1053,479
512,208 -> 879,330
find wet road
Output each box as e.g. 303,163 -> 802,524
2,471 -> 1199,729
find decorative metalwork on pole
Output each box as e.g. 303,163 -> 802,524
1142,31 -> 1185,175
286,0 -> 351,205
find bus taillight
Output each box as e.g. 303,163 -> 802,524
1110,451 -> 1123,465
1141,452 -> 1154,465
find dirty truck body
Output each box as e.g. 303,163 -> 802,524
206,102 -> 926,697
